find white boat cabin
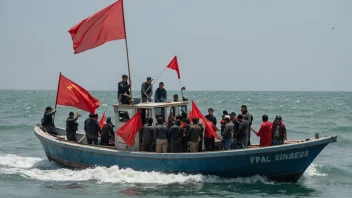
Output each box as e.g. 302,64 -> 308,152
113,101 -> 189,151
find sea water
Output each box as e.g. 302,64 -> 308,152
0,90 -> 351,197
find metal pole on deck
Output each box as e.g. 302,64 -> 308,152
53,72 -> 61,121
121,0 -> 132,98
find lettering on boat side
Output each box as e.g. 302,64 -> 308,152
250,151 -> 309,164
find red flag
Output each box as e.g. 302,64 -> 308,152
116,110 -> 143,147
56,74 -> 100,113
166,56 -> 181,79
69,0 -> 126,54
99,112 -> 107,129
190,101 -> 221,140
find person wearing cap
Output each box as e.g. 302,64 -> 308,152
154,117 -> 169,153
118,74 -> 131,104
237,114 -> 249,149
272,115 -> 287,145
154,82 -> 167,102
43,106 -> 58,135
251,115 -> 273,147
101,117 -> 115,146
222,115 -> 234,150
84,113 -> 102,145
141,77 -> 153,102
241,105 -> 254,146
204,108 -> 217,151
66,112 -> 81,142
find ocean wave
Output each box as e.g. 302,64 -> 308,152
303,164 -> 328,177
0,154 -> 273,184
329,126 -> 352,133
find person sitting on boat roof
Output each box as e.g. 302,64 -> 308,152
188,118 -> 202,153
272,115 -> 287,146
237,114 -> 249,149
43,106 -> 58,135
118,74 -> 131,105
155,117 -> 169,153
141,77 -> 153,102
143,118 -> 155,152
84,114 -> 102,145
66,112 -> 81,142
169,119 -> 183,153
241,105 -> 254,146
100,117 -> 115,146
154,82 -> 167,102
222,115 -> 234,150
173,94 -> 179,102
251,115 -> 273,147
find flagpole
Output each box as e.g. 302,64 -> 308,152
53,72 -> 61,120
121,0 -> 132,98
145,67 -> 168,93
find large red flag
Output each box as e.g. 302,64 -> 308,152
56,74 -> 101,113
69,0 -> 126,54
99,112 -> 107,129
166,56 -> 180,79
189,100 -> 220,140
116,110 -> 143,147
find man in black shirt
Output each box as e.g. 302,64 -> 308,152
204,108 -> 217,151
43,106 -> 58,135
118,74 -> 131,104
169,120 -> 183,153
100,117 -> 115,146
66,112 -> 81,142
84,114 -> 102,145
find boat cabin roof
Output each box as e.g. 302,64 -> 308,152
113,101 -> 189,109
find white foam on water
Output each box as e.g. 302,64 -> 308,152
0,154 -> 273,184
304,164 -> 328,177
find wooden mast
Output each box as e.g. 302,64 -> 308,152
121,0 -> 132,98
53,72 -> 62,120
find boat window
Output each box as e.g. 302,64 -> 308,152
119,110 -> 132,122
139,108 -> 151,125
154,107 -> 165,122
167,105 -> 187,120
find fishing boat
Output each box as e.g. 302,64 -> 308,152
35,100 -> 337,183
34,0 -> 337,183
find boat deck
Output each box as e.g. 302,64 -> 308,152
50,126 -> 308,152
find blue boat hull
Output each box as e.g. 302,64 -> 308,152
34,126 -> 336,183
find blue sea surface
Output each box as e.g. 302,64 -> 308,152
0,90 -> 351,198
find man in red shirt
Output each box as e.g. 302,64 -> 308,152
250,115 -> 273,147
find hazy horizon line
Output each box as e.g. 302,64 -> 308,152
0,89 -> 351,93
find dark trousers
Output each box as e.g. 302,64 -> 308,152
100,139 -> 109,146
87,138 -> 98,145
182,137 -> 189,152
66,132 -> 77,142
247,129 -> 251,146
171,139 -> 183,153
198,140 -> 203,152
204,138 -> 215,151
144,142 -> 154,152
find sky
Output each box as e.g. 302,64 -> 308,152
0,0 -> 351,91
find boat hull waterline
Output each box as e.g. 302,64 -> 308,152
34,126 -> 336,183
